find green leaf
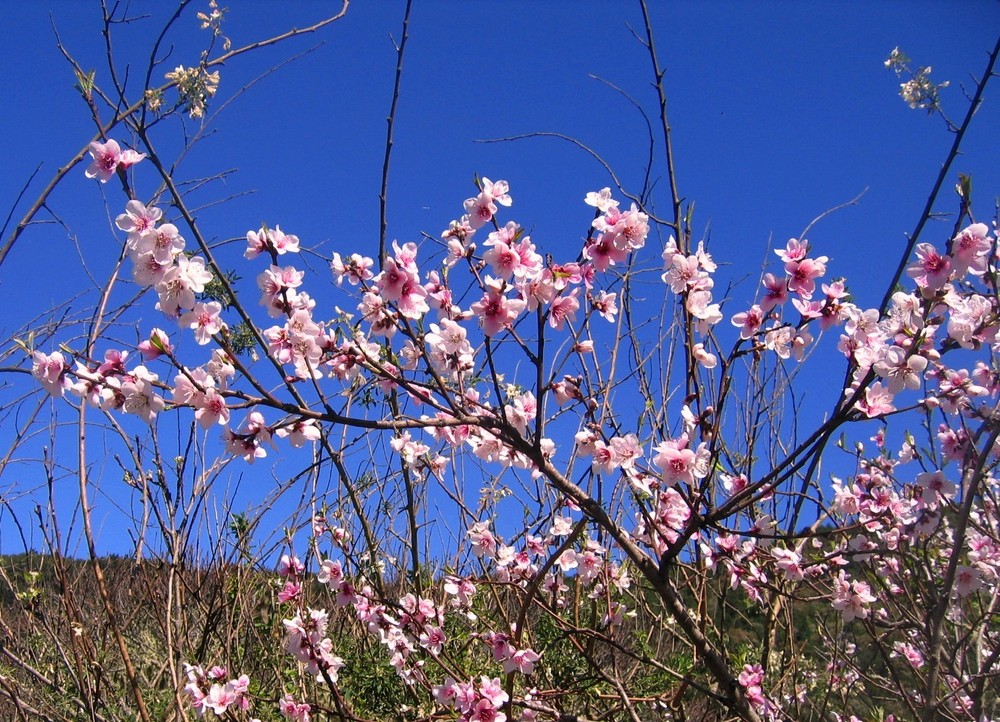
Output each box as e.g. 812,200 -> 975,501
956,172 -> 972,204
74,68 -> 96,99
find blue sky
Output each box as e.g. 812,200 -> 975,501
1,2 -> 998,556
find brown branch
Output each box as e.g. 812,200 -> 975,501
638,0 -> 682,244
378,0 -> 412,266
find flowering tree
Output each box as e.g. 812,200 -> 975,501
2,3 -> 1000,722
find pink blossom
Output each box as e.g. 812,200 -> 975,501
893,642 -> 925,669
94,349 -> 127,377
634,487 -> 691,555
792,297 -> 824,321
330,252 -> 374,285
115,200 -> 162,243
193,387 -> 229,429
759,273 -> 789,312
663,254 -> 707,293
390,431 -> 430,467
373,258 -> 407,299
946,293 -> 994,349
872,346 -> 927,393
855,382 -> 895,418
425,317 -> 471,359
468,521 -> 497,558
949,222 -> 991,276
954,565 -> 982,596
132,252 -> 172,287
517,272 -> 556,312
937,424 -> 969,461
275,418 -> 321,447
785,255 -> 828,298
424,270 -> 459,317
433,677 -> 460,708
85,139 -> 145,182
224,412 -> 271,463
609,434 -> 643,470
584,233 -> 628,270
549,262 -> 583,290
693,240 -> 716,271
775,238 -> 809,263
277,581 -> 302,604
443,579 -> 477,620
596,203 -> 649,250
68,363 -> 111,407
502,647 -> 540,674
591,440 -> 616,474
481,177 -> 512,207
687,289 -> 722,331
395,278 -> 429,319
731,305 -> 765,340
483,239 -> 520,279
771,547 -> 805,581
471,278 -> 525,336
268,225 -> 300,254
279,694 -> 312,722
374,258 -> 428,319
551,376 -> 582,405
156,256 -> 213,316
584,187 -> 619,213
831,570 -> 877,621
915,469 -> 956,505
317,559 -> 344,589
179,301 -> 225,345
653,437 -> 709,486
120,366 -> 164,423
390,240 -> 419,270
464,190 -> 498,229
442,218 -> 476,256
132,223 -> 185,264
764,324 -> 795,359
906,243 -> 952,291
278,553 -> 304,578
478,676 -> 509,707
791,328 -> 813,361
257,266 -> 305,306
737,664 -> 773,718
32,350 -> 69,396
138,328 -> 173,361
469,698 -> 505,722
419,625 -> 446,655
548,289 -> 579,330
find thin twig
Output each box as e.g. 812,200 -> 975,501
378,0 -> 412,266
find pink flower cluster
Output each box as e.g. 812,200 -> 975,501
116,199 -> 216,321
279,694 -> 312,722
32,348 -> 166,423
662,236 -> 722,340
585,188 -> 650,270
730,238 -> 833,359
282,607 -> 344,681
830,570 -> 877,622
433,675 -> 511,722
315,555 -> 461,686
738,664 -> 777,720
182,664 -> 252,718
464,513 -> 631,626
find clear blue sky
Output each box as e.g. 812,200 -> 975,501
1,2 -> 998,556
